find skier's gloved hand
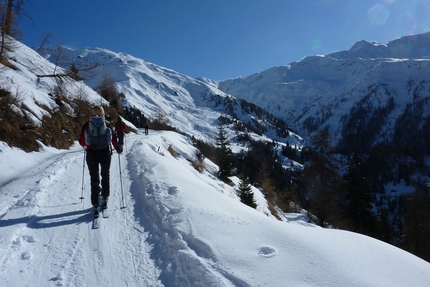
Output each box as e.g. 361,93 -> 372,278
116,144 -> 123,154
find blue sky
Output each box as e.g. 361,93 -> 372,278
20,0 -> 430,80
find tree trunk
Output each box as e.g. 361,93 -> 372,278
4,0 -> 14,35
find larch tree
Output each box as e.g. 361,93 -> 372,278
299,129 -> 342,227
0,0 -> 24,58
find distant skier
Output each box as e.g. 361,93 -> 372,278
79,106 -> 119,218
115,117 -> 127,153
142,115 -> 149,135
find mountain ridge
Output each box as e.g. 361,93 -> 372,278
218,31 -> 430,141
329,31 -> 430,59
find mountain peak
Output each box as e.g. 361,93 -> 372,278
329,30 -> 430,59
349,40 -> 385,51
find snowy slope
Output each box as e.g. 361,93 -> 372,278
0,43 -> 103,127
38,46 -> 231,143
1,131 -> 430,287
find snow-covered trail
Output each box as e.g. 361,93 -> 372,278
0,130 -> 237,287
0,133 -> 162,287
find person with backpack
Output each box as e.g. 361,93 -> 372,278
115,117 -> 127,153
79,106 -> 119,218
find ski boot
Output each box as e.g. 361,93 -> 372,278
93,204 -> 100,218
101,197 -> 108,210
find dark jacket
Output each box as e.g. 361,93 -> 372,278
115,121 -> 127,133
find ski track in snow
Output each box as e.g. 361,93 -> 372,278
0,134 -> 163,287
0,132 -> 240,287
126,136 -> 242,287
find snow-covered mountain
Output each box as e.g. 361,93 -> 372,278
217,32 -> 430,215
218,31 -> 430,143
37,45 -> 224,141
1,34 -> 430,286
37,45 -> 297,146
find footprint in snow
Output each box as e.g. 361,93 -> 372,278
49,272 -> 63,283
168,186 -> 179,195
22,235 -> 37,243
21,251 -> 32,260
258,246 -> 277,258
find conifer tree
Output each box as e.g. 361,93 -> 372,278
236,175 -> 257,209
216,125 -> 233,182
343,152 -> 376,234
401,186 -> 430,261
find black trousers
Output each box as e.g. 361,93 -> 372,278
86,148 -> 111,205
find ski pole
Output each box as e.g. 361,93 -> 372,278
118,153 -> 126,209
123,133 -> 127,153
80,150 -> 86,203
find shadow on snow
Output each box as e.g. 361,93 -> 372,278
0,208 -> 92,229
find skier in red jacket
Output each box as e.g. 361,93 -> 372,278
115,117 -> 127,153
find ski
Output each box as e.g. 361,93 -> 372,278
102,208 -> 109,218
92,205 -> 101,229
92,217 -> 100,229
91,191 -> 108,228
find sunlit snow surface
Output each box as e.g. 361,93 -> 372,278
1,131 -> 429,287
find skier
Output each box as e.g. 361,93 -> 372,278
115,117 -> 127,153
142,115 -> 149,135
79,106 -> 119,218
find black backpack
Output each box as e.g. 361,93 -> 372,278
85,116 -> 112,150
